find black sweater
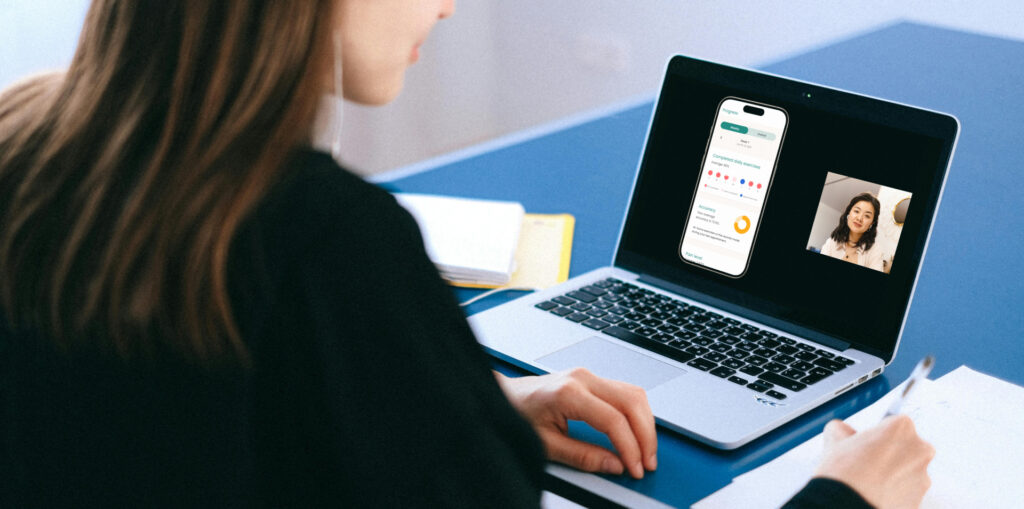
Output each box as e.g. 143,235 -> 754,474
0,150 -> 869,508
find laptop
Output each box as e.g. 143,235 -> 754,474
468,55 -> 959,449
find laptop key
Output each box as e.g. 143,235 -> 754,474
674,330 -> 697,340
773,354 -> 796,365
603,314 -> 624,324
758,338 -> 781,349
710,366 -> 735,378
624,312 -> 645,321
550,307 -> 574,317
737,342 -> 758,352
719,335 -> 741,345
810,367 -> 833,377
692,336 -> 714,347
728,376 -> 748,386
709,343 -> 731,353
726,349 -> 750,360
795,351 -> 818,362
816,349 -> 835,359
763,362 -> 786,373
801,373 -> 830,385
740,365 -> 764,376
636,327 -> 658,338
567,291 -> 598,303
724,318 -> 740,325
666,316 -> 688,326
685,345 -> 709,356
746,355 -> 769,366
620,320 -> 640,330
582,318 -> 610,330
753,348 -> 776,358
760,331 -> 778,338
723,358 -> 746,370
535,301 -> 558,311
781,368 -> 807,380
608,306 -> 630,315
777,337 -> 796,345
592,301 -> 615,310
603,294 -> 624,303
652,333 -> 674,343
687,358 -> 717,371
580,285 -> 608,296
765,390 -> 787,400
813,358 -> 847,372
566,313 -> 590,323
702,329 -> 724,339
791,361 -> 815,372
657,324 -> 679,333
725,326 -> 746,336
586,309 -> 608,318
571,302 -> 591,311
777,344 -> 799,355
640,318 -> 661,327
759,372 -> 808,392
704,352 -> 728,363
650,311 -> 672,320
796,343 -> 815,352
553,296 -> 575,306
747,382 -> 769,393
836,356 -> 855,366
593,279 -> 616,289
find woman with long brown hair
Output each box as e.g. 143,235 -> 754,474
1,1 -> 933,507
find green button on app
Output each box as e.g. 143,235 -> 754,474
721,121 -> 748,134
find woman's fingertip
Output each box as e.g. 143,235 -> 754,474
648,453 -> 658,470
602,457 -> 623,475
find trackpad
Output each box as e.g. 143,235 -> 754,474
537,337 -> 685,390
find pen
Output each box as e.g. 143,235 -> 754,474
883,355 -> 935,419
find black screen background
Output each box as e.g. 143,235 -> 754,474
617,69 -> 948,361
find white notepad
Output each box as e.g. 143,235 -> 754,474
694,366 -> 1024,508
394,193 -> 525,286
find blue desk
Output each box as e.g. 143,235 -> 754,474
384,22 -> 1024,507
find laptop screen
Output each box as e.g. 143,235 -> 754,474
616,56 -> 958,362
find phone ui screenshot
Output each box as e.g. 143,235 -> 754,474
679,98 -> 788,277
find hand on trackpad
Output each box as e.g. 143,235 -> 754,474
536,336 -> 685,390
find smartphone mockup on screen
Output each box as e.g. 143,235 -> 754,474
679,97 -> 788,277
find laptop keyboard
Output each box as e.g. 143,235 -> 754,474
534,278 -> 855,401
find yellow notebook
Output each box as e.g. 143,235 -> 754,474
450,213 -> 574,290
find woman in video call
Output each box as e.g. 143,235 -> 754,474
821,193 -> 886,271
1,1 -> 933,507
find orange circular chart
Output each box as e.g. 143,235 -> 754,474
734,215 -> 751,234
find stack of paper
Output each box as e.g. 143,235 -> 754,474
395,193 -> 525,286
694,366 -> 1024,508
395,193 -> 575,289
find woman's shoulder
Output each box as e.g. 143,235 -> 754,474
231,148 -> 420,272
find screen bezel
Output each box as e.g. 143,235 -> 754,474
614,55 -> 959,363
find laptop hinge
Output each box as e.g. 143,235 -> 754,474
637,274 -> 851,352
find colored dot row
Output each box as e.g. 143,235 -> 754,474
708,170 -> 762,189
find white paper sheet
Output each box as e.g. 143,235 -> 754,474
695,366 -> 1024,509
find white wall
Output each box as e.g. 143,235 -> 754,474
4,1 -> 1024,175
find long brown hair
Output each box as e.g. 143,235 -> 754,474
0,1 -> 336,363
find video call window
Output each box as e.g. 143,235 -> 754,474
806,172 -> 911,274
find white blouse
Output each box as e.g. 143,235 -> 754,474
820,237 -> 885,271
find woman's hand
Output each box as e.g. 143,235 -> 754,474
814,416 -> 935,509
495,368 -> 657,479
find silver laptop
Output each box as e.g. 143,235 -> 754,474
468,55 -> 959,449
